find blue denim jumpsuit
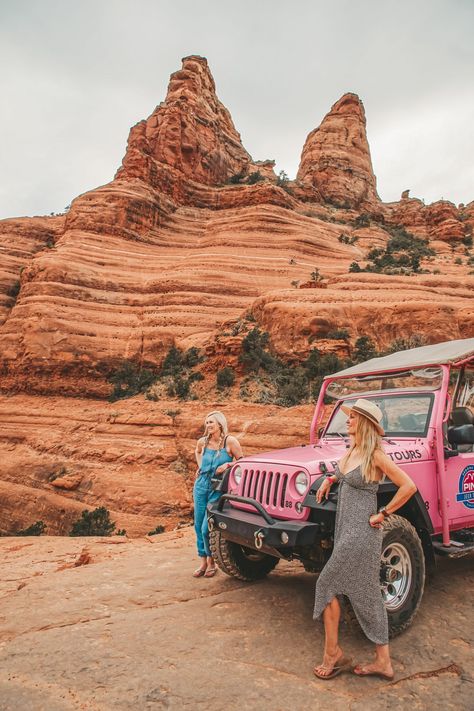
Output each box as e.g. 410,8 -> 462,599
193,442 -> 233,557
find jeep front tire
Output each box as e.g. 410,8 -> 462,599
381,515 -> 425,637
209,529 -> 279,581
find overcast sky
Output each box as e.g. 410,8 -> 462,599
1,0 -> 473,219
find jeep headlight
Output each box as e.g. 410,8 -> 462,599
294,471 -> 309,495
233,465 -> 243,485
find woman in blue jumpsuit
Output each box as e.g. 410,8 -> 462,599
193,411 -> 243,577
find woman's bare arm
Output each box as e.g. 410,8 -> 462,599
215,435 -> 243,474
372,450 -> 417,518
195,437 -> 205,468
227,435 -> 243,460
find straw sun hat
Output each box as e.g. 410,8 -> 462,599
341,398 -> 385,436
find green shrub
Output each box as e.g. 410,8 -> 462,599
247,171 -> 265,184
338,234 -> 359,245
7,280 -> 20,299
17,521 -> 46,536
310,268 -> 324,282
161,346 -> 183,376
182,347 -> 202,369
353,214 -> 370,228
239,328 -> 279,373
461,235 -> 473,247
363,225 -> 434,275
454,257 -> 463,265
326,329 -> 350,340
384,335 -> 427,354
353,336 -> 377,363
148,524 -> 165,535
349,261 -> 362,272
108,361 -> 158,402
228,171 -> 246,184
274,367 -> 309,407
188,371 -> 204,382
166,377 -> 190,400
217,366 -> 236,390
69,507 -> 117,537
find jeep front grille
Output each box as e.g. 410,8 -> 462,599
241,469 -> 289,511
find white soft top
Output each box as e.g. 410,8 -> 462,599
327,338 -> 474,379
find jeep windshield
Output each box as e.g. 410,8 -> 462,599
326,367 -> 443,400
325,393 -> 435,438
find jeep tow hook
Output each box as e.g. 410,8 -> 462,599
254,529 -> 265,550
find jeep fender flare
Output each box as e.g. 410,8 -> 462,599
304,477 -> 436,573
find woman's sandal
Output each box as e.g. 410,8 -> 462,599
353,664 -> 394,680
313,655 -> 353,680
192,567 -> 207,578
204,567 -> 217,578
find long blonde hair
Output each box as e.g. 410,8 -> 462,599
340,414 -> 382,482
204,410 -> 228,449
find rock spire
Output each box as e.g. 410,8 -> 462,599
297,93 -> 380,209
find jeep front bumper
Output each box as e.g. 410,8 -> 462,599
207,494 -> 323,556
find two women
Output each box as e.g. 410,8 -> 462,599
313,399 -> 417,680
193,411 -> 242,578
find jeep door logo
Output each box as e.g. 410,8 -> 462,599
456,465 -> 474,509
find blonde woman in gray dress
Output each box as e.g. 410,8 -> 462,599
313,399 -> 417,680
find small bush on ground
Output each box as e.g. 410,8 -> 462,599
69,507 -> 117,537
148,524 -> 165,535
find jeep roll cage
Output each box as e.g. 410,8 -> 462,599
310,338 -> 474,547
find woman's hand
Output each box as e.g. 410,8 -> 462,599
215,463 -> 229,476
316,478 -> 332,503
369,513 -> 385,529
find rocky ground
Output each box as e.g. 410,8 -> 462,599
0,530 -> 472,710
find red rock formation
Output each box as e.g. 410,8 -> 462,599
297,93 -> 380,210
386,198 -> 469,244
117,55 -> 254,191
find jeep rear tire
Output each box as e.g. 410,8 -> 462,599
342,515 -> 425,638
209,529 -> 279,581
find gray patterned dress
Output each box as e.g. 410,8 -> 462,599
313,464 -> 389,645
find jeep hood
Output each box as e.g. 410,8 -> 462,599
239,439 -> 430,474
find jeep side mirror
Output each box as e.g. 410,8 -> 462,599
448,424 -> 474,446
317,426 -> 324,438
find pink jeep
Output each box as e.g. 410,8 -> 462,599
208,338 -> 474,636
